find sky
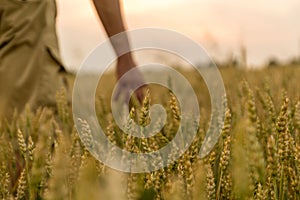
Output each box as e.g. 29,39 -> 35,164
56,0 -> 300,70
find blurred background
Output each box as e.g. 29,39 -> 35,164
56,0 -> 300,71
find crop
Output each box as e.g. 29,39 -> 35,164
0,65 -> 299,200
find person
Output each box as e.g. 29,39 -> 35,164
0,0 -> 144,119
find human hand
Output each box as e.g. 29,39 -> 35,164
114,61 -> 146,104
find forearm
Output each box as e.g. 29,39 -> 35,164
92,0 -> 133,64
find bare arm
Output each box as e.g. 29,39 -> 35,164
92,0 -> 145,102
92,0 -> 135,77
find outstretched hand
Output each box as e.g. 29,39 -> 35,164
92,0 -> 147,104
113,61 -> 146,104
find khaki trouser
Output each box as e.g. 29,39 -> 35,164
0,0 -> 66,119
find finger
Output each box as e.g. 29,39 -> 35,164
128,96 -> 135,112
136,85 -> 147,104
124,87 -> 131,105
136,89 -> 144,104
130,91 -> 141,107
113,83 -> 122,101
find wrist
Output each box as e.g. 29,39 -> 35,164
116,55 -> 136,79
117,53 -> 135,66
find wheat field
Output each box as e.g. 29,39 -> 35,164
0,65 -> 299,200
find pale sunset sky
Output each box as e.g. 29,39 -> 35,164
56,0 -> 300,70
